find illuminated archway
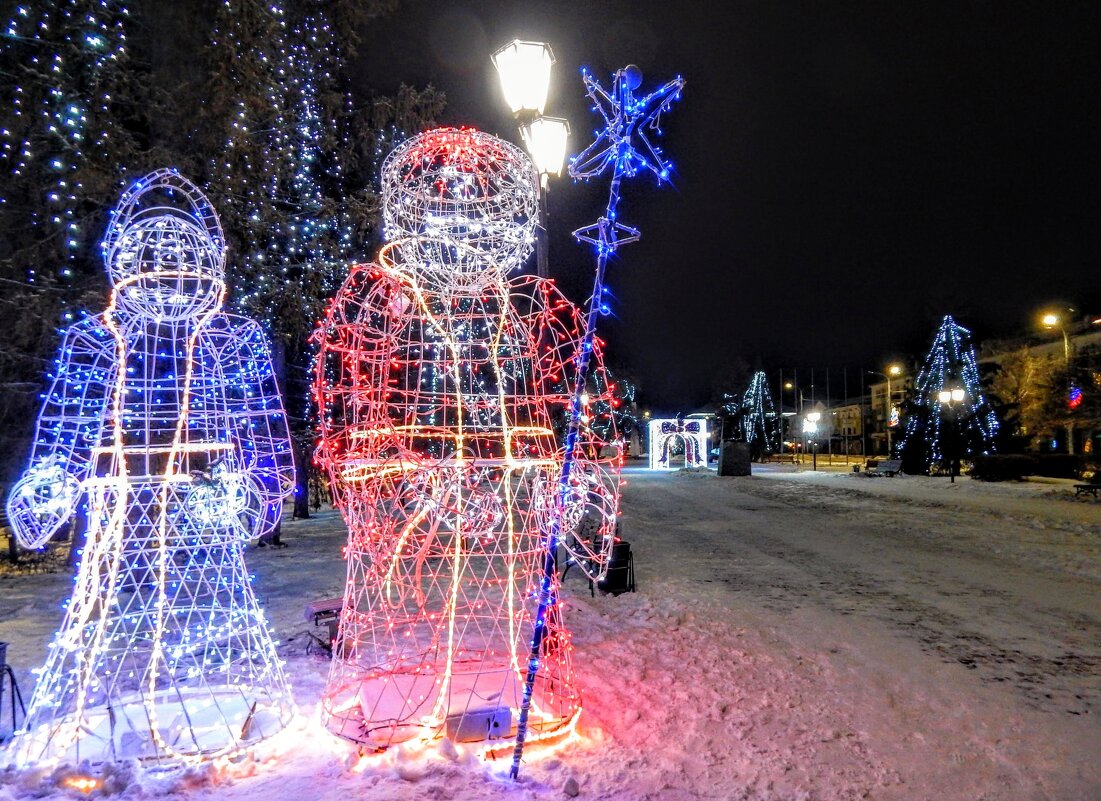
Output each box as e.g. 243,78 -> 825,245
648,418 -> 709,470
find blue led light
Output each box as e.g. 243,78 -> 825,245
511,64 -> 685,779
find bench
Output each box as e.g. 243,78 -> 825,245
1074,476 -> 1101,498
304,597 -> 343,657
763,453 -> 797,464
864,458 -> 902,477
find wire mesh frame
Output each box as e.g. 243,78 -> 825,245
4,171 -> 296,769
315,128 -> 621,755
381,127 -> 540,295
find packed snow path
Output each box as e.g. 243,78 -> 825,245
1,465 -> 1098,799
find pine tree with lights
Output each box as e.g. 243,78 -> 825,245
740,370 -> 779,458
0,0 -> 150,482
587,368 -> 640,445
202,0 -> 442,520
899,315 -> 999,475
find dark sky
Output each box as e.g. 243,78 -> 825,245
355,1 -> 1101,413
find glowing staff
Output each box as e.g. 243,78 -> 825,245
510,63 -> 685,778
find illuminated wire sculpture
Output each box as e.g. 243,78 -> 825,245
315,128 -> 621,759
509,64 -> 685,777
648,418 -> 709,470
5,169 -> 296,768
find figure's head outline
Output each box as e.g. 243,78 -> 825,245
103,169 -> 226,320
381,127 -> 539,293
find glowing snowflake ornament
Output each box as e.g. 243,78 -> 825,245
509,63 -> 684,778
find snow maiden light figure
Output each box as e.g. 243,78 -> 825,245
315,128 -> 621,755
5,169 -> 295,768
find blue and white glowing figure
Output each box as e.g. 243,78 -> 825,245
4,169 -> 295,768
511,64 -> 684,777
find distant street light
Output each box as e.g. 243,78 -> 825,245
492,40 -> 567,279
937,387 -> 966,482
867,364 -> 903,456
804,411 -> 821,471
1041,309 -> 1075,454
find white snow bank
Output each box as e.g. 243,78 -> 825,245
1,471 -> 1098,800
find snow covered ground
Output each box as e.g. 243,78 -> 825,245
1,463 -> 1098,800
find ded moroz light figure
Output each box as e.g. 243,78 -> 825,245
4,169 -> 295,768
314,128 -> 621,756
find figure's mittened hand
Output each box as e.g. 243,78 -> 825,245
241,473 -> 280,541
545,459 -> 620,583
6,465 -> 80,549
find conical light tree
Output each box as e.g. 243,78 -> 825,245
740,370 -> 779,456
899,314 -> 999,474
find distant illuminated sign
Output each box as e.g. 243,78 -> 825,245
889,405 -> 900,428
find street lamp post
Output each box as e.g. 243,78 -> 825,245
1042,311 -> 1074,454
868,364 -> 903,457
492,40 -> 569,279
804,411 -> 820,471
937,387 -> 966,483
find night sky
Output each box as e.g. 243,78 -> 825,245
355,1 -> 1101,412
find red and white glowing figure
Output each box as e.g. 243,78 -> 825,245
315,128 -> 621,753
5,169 -> 295,768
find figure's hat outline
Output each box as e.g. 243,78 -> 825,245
102,168 -> 226,286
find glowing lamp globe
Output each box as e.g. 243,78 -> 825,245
521,116 -> 570,179
492,40 -> 555,117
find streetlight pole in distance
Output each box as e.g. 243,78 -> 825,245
937,387 -> 965,482
1041,310 -> 1076,455
867,364 -> 903,456
804,411 -> 820,471
492,40 -> 569,279
1042,312 -> 1070,362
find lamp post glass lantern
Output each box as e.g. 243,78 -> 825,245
493,40 -> 566,280
492,40 -> 555,118
521,116 -> 570,181
937,387 -> 966,481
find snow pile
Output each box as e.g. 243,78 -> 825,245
1,470 -> 1098,800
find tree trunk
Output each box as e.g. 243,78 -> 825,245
293,442 -> 311,520
67,506 -> 89,569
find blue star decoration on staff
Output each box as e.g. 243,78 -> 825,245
510,63 -> 684,781
569,64 -> 686,254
